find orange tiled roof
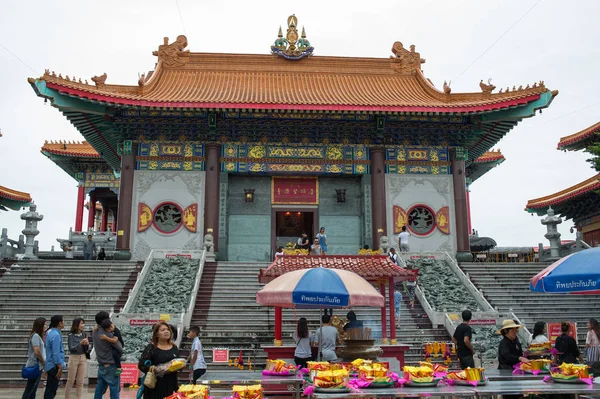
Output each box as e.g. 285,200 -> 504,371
0,186 -> 32,203
557,121 -> 600,150
31,38 -> 554,112
526,173 -> 600,210
41,141 -> 101,158
259,255 -> 416,283
475,150 -> 505,163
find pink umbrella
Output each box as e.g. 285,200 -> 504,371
256,268 -> 384,308
256,268 -> 384,361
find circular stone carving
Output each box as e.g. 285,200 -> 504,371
153,202 -> 183,234
407,205 -> 435,236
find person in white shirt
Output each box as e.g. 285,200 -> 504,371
398,226 -> 410,252
63,241 -> 74,259
292,318 -> 314,369
529,321 -> 549,345
275,247 -> 284,257
187,326 -> 207,384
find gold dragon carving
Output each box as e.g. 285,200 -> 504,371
153,35 -> 191,67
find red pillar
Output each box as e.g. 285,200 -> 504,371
274,307 -> 282,346
380,282 -> 388,344
451,149 -> 472,262
466,184 -> 472,234
87,191 -> 97,230
101,208 -> 109,232
370,148 -> 387,249
389,277 -> 396,344
204,144 -> 221,251
116,142 -> 136,258
75,185 -> 85,232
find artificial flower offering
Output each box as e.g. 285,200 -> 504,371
403,365 -> 434,383
528,342 -> 552,352
232,384 -> 263,399
358,362 -> 390,382
263,359 -> 296,375
446,367 -> 486,386
154,358 -> 187,376
552,363 -> 590,379
313,369 -> 350,389
178,384 -> 210,399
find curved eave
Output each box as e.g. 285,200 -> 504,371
0,186 -> 32,210
30,80 -> 121,170
470,91 -> 557,163
39,79 -> 547,114
41,147 -> 101,158
466,157 -> 505,183
557,121 -> 600,151
526,173 -> 600,215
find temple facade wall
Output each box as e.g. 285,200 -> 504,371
225,176 -> 272,262
385,174 -> 457,253
317,177 -> 363,255
130,170 -> 205,261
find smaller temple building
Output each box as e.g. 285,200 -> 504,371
526,122 -> 600,247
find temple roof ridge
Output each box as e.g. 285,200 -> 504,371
41,140 -> 101,158
0,185 -> 32,203
29,36 -> 556,113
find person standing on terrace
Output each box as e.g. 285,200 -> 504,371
316,227 -> 328,255
83,235 -> 95,260
398,226 -> 410,252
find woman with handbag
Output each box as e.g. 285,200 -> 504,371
65,318 -> 90,399
137,321 -> 180,399
22,317 -> 46,399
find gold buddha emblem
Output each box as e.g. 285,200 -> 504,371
271,15 -> 313,60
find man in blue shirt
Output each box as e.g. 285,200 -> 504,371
44,315 -> 66,399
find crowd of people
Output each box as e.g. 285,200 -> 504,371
452,309 -> 600,371
62,235 -> 107,260
21,312 -> 206,399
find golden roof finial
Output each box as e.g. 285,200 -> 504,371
301,26 -> 306,38
278,26 -> 283,38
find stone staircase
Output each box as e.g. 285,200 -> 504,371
0,260 -> 140,383
461,262 -> 600,345
178,261 -> 451,375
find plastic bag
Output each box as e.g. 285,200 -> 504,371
154,358 -> 187,376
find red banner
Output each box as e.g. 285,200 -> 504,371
212,349 -> 230,363
271,177 -> 318,204
120,363 -> 140,386
547,322 -> 577,344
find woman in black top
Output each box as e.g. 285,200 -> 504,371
497,319 -> 529,369
555,322 -> 584,364
138,321 -> 180,399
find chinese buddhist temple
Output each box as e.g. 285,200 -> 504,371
526,121 -> 600,247
29,16 -> 556,261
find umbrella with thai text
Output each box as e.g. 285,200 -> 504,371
530,247 -> 600,294
256,268 -> 384,360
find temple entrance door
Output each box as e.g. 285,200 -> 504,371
272,210 -> 316,255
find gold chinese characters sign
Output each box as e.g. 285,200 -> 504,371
271,177 -> 318,205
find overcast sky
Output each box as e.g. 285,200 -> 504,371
0,0 -> 598,250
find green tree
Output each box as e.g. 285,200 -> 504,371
585,132 -> 600,171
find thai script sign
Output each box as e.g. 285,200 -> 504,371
272,177 -> 318,205
120,363 -> 140,386
212,349 -> 230,363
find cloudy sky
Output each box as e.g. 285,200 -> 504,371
0,0 -> 598,250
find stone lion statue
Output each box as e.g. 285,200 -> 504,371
379,235 -> 390,254
203,232 -> 214,253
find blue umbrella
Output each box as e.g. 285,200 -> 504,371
530,247 -> 600,294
